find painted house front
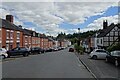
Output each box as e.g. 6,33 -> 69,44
97,21 -> 120,49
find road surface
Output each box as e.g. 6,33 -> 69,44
2,49 -> 93,78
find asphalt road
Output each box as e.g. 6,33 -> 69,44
78,53 -> 120,79
2,49 -> 93,78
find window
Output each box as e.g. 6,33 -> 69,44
97,39 -> 99,43
6,32 -> 9,39
20,48 -> 27,51
10,32 -> 13,39
96,50 -> 106,53
17,33 -> 20,39
101,39 -> 102,44
6,43 -> 9,50
13,47 -> 20,50
0,29 -> 1,43
25,36 -> 28,43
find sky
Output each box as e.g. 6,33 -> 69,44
0,1 -> 120,36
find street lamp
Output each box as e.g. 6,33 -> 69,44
77,28 -> 80,46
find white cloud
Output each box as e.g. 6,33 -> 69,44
84,15 -> 118,31
1,0 -> 120,2
0,2 -> 118,36
55,2 -> 117,24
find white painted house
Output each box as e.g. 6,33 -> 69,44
97,21 -> 120,49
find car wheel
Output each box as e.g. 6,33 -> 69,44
7,55 -> 10,58
23,53 -> 28,57
115,60 -> 118,67
92,55 -> 97,60
38,52 -> 41,54
2,55 -> 6,59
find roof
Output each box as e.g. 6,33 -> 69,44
40,34 -> 46,38
23,29 -> 32,36
97,23 -> 118,38
48,37 -> 54,41
0,18 -> 23,31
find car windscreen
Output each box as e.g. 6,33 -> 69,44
20,48 -> 27,51
114,51 -> 120,56
96,50 -> 107,53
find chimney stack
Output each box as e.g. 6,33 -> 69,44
6,15 -> 13,24
103,20 -> 108,29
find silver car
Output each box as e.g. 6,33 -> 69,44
0,48 -> 8,59
89,49 -> 108,59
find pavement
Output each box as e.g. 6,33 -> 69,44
78,53 -> 120,79
2,49 -> 94,78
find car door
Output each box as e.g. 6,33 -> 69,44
100,50 -> 107,59
10,48 -> 19,56
110,52 -> 116,63
19,48 -> 26,55
95,50 -> 102,58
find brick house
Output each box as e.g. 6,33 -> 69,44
48,38 -> 54,48
40,34 -> 45,49
31,31 -> 40,47
57,39 -> 65,47
43,37 -> 49,49
0,15 -> 23,50
23,28 -> 32,48
40,34 -> 49,49
0,15 -> 56,50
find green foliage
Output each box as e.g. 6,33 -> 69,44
57,32 -> 66,39
66,30 -> 98,39
74,44 -> 84,55
70,37 -> 78,45
107,43 -> 120,52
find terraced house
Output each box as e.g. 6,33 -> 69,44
0,15 -> 23,50
0,15 -> 55,50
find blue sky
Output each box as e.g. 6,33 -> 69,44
59,6 -> 119,30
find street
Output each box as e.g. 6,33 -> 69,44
2,49 -> 93,78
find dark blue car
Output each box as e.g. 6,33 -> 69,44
7,47 -> 30,57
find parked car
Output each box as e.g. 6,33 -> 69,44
53,47 -> 58,51
7,47 -> 30,57
45,48 -> 53,52
106,51 -> 120,67
69,48 -> 74,52
30,47 -> 45,54
0,48 -> 8,59
89,49 -> 108,59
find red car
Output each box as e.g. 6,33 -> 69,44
69,48 -> 74,52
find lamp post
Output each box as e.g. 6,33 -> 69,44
77,28 -> 80,46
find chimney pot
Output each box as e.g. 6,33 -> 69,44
6,15 -> 13,24
103,20 -> 108,29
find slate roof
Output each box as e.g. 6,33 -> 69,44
97,23 -> 118,38
48,37 -> 54,41
40,34 -> 46,38
23,29 -> 32,36
0,18 -> 23,31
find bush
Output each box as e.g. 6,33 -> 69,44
74,43 -> 84,55
107,43 -> 120,52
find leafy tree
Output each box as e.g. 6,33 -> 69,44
107,43 -> 120,52
74,43 -> 84,55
